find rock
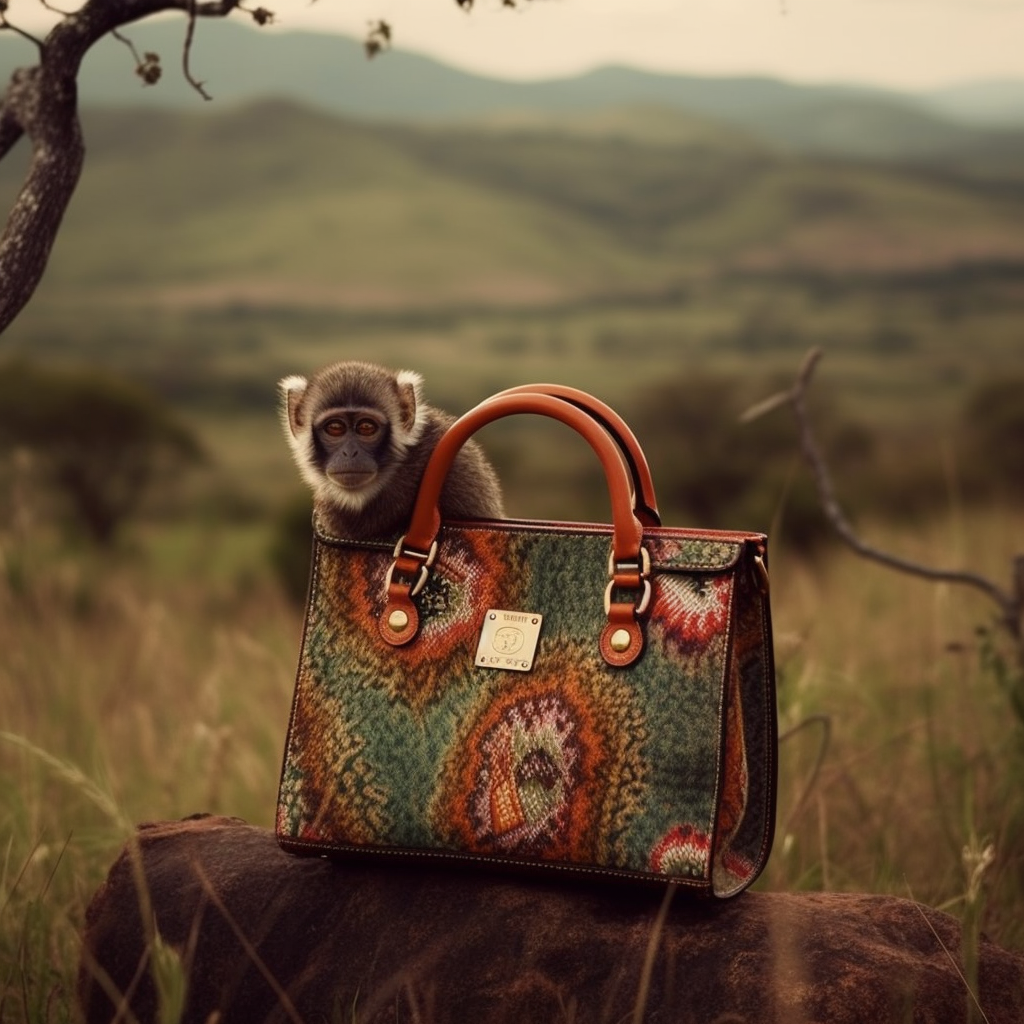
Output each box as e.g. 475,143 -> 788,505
78,815 -> 1024,1024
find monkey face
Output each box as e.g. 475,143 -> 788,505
279,361 -> 503,539
280,362 -> 429,518
314,407 -> 392,497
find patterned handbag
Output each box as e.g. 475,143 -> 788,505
276,389 -> 777,896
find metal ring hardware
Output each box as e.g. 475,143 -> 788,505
385,537 -> 439,599
606,547 -> 651,581
604,545 -> 652,617
604,578 -> 652,617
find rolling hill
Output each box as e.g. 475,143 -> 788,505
3,98 -> 1023,315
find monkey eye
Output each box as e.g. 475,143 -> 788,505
355,418 -> 379,438
321,419 -> 347,438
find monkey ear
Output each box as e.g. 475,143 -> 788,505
278,375 -> 308,439
395,369 -> 426,443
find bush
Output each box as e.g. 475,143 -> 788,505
622,373 -> 875,548
268,491 -> 314,606
961,376 -> 1024,502
0,360 -> 204,545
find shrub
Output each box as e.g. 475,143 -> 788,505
0,360 -> 204,545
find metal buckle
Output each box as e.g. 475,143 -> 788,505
385,536 -> 439,598
606,546 -> 651,581
391,536 -> 438,568
604,545 -> 651,616
603,577 -> 652,616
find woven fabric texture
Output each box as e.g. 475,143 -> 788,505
277,519 -> 775,896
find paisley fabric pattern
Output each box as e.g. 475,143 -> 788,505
277,519 -> 776,895
431,641 -> 646,866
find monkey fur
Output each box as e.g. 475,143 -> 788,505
280,361 -> 504,541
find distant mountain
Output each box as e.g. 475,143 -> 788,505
920,81 -> 1024,128
2,19 -> 1023,164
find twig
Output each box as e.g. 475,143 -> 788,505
111,27 -> 143,64
110,28 -> 162,85
182,0 -> 212,100
743,347 -> 1023,642
0,15 -> 45,49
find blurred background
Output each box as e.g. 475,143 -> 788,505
1,7 -> 1023,1016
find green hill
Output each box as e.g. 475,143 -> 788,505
19,102 -> 668,307
6,99 -> 1021,314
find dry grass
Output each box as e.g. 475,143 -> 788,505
765,506 -> 1024,941
1,504 -> 1021,1022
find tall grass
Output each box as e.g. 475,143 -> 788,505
765,505 -> 1024,947
0,527 -> 299,1023
1,505 -> 1022,1022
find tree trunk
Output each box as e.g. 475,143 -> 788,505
0,61 -> 84,334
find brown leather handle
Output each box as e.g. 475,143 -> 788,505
481,384 -> 661,528
401,393 -> 645,559
382,393 -> 650,663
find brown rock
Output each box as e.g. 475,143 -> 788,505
78,815 -> 1024,1024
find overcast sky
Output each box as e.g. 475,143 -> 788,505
271,0 -> 1024,91
9,0 -> 1024,90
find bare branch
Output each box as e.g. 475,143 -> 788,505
0,0 -> 245,333
111,28 -> 163,85
37,0 -> 75,14
745,347 -> 1023,640
183,0 -> 213,100
0,14 -> 45,49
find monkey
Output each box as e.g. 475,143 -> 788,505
280,361 -> 505,541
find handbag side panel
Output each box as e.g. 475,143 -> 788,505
709,544 -> 778,897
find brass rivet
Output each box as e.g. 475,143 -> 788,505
388,609 -> 409,632
610,628 -> 631,653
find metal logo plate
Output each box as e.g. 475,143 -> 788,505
475,609 -> 543,672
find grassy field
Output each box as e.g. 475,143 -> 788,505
2,495 -> 1022,1022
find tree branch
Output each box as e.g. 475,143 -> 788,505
0,14 -> 45,49
182,0 -> 213,100
0,63 -> 85,334
0,0 -> 534,333
0,0 -> 243,333
745,347 -> 1023,642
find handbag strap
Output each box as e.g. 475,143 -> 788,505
380,393 -> 650,666
480,384 -> 661,528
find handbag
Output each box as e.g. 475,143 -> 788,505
276,388 -> 777,896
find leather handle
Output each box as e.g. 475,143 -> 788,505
481,384 -> 661,528
382,393 -> 651,663
402,392 -> 645,559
